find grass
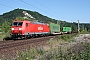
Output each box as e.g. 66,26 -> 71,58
80,30 -> 90,34
15,46 -> 45,60
58,33 -> 78,42
2,42 -> 90,60
39,42 -> 90,60
1,33 -> 90,60
14,33 -> 82,60
0,32 -> 11,41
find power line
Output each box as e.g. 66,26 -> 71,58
10,0 -> 26,8
0,0 -> 60,20
33,0 -> 47,9
19,0 -> 59,19
0,4 -> 14,9
19,0 -> 49,13
33,0 -> 60,19
8,0 -> 49,15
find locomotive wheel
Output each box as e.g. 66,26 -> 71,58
25,35 -> 28,39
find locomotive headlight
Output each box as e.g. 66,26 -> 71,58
12,28 -> 14,30
19,28 -> 22,30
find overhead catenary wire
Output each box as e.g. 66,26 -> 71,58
33,0 -> 47,9
10,0 -> 27,9
33,0 -> 60,19
0,4 -> 14,9
0,0 -> 60,20
19,0 -> 59,19
0,0 -> 47,17
19,0 -> 48,14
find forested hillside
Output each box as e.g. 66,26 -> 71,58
0,8 -> 90,33
0,8 -> 58,24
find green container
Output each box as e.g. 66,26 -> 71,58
49,23 -> 60,34
63,27 -> 71,32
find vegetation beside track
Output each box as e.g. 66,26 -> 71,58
80,30 -> 90,34
12,34 -> 90,60
39,42 -> 90,60
0,33 -> 84,60
0,33 -> 11,41
1,33 -> 90,60
2,31 -> 90,60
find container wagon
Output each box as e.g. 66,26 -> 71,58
49,23 -> 61,35
63,27 -> 71,33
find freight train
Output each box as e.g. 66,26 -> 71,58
10,20 -> 72,39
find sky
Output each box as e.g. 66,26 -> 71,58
0,0 -> 90,23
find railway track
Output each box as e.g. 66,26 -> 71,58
0,33 -> 77,50
0,33 -> 77,60
0,35 -> 57,60
0,36 -> 55,53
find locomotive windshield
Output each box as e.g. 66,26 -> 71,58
12,22 -> 23,26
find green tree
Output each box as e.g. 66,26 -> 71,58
1,21 -> 11,33
15,17 -> 28,20
0,25 -> 1,32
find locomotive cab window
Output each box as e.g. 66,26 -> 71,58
18,22 -> 23,26
12,22 -> 23,26
26,23 -> 28,27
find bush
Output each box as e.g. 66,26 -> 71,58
59,34 -> 76,42
39,42 -> 90,60
1,21 -> 11,33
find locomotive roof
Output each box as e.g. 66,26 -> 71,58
13,20 -> 29,22
31,22 -> 44,24
13,20 -> 48,25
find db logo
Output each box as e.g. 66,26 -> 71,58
38,26 -> 43,30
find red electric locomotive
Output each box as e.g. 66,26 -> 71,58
10,20 -> 50,39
